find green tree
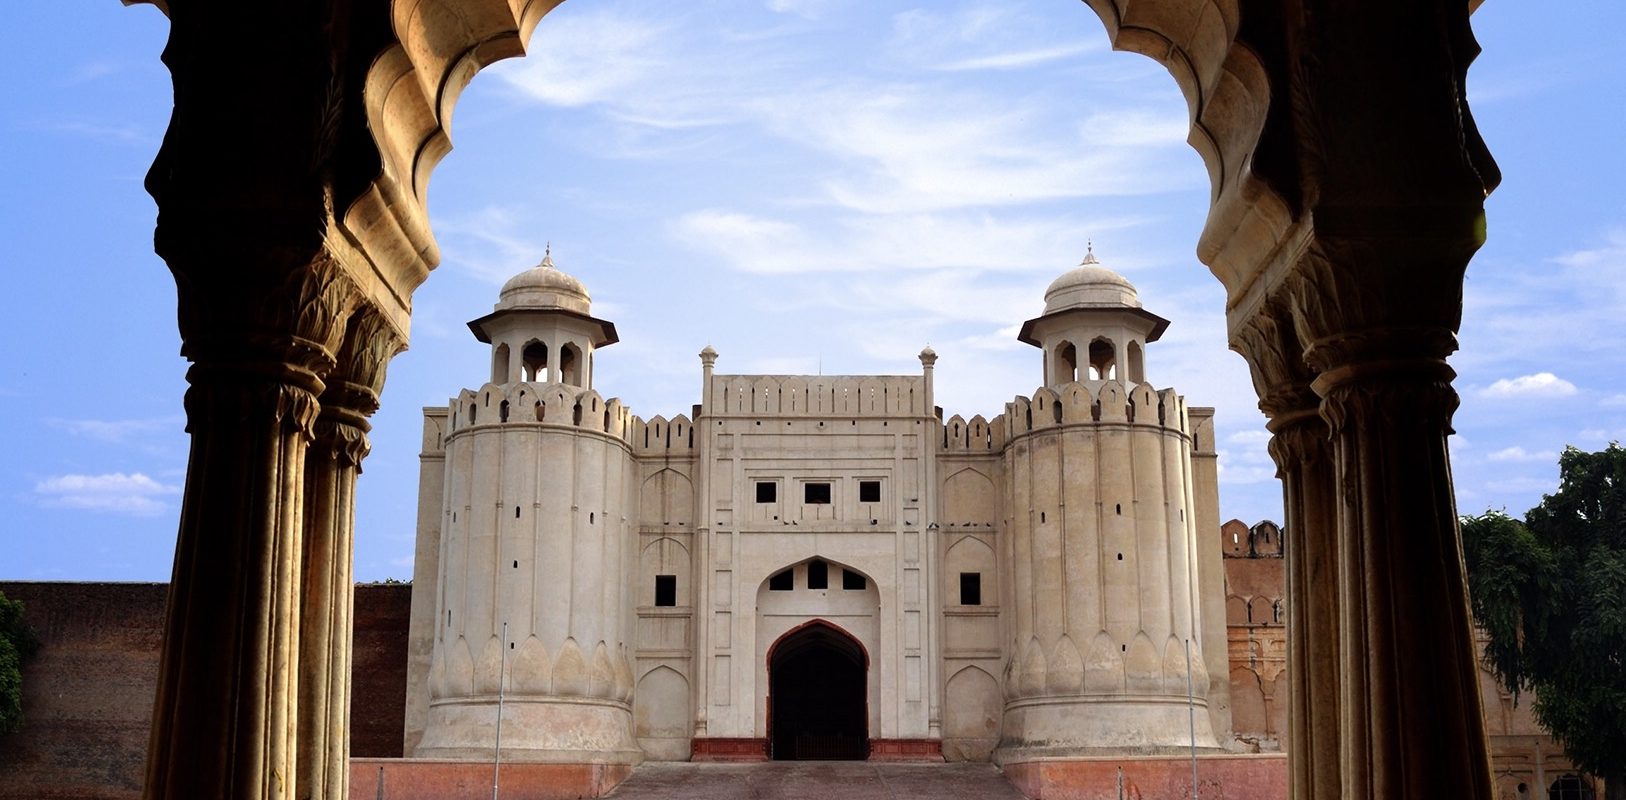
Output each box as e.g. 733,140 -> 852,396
1463,444 -> 1626,800
0,589 -> 41,735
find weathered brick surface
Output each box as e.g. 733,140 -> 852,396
1002,753 -> 1288,800
0,582 -> 166,800
351,582 -> 411,758
351,759 -> 634,799
0,581 -> 413,799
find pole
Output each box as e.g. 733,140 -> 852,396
1186,638 -> 1197,800
493,621 -> 508,800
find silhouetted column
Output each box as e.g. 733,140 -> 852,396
298,311 -> 399,800
146,258 -> 357,799
1238,304 -> 1340,800
1292,243 -> 1493,799
130,0 -> 536,796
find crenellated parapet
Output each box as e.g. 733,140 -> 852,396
939,381 -> 1192,452
631,414 -> 696,456
445,381 -> 636,444
706,375 -> 929,417
940,414 -> 1003,452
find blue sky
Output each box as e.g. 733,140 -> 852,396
2,1 -> 1623,582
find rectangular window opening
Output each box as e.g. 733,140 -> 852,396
654,574 -> 677,607
842,569 -> 866,590
858,480 -> 881,503
756,481 -> 777,503
804,482 -> 832,504
807,560 -> 828,590
960,572 -> 983,606
769,570 -> 794,591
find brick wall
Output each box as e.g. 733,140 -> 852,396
0,582 -> 411,799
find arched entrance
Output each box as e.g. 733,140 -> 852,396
767,619 -> 868,760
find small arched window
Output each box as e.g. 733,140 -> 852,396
559,343 -> 583,386
1056,341 -> 1078,383
522,340 -> 548,382
1126,341 -> 1145,383
1089,338 -> 1116,381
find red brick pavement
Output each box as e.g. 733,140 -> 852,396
605,762 -> 1030,799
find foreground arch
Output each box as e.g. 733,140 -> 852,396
127,0 -> 1496,798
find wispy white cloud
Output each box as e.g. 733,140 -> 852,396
435,206 -> 549,284
1486,446 -> 1557,463
1227,429 -> 1272,445
1216,460 -> 1276,486
888,4 -> 1101,72
63,61 -> 121,85
765,0 -> 840,20
493,10 -> 672,109
34,472 -> 180,516
1600,393 -> 1626,408
48,416 -> 181,444
1480,372 -> 1579,399
751,87 -> 1193,214
1485,476 -> 1559,495
671,208 -> 1143,275
29,118 -> 153,146
938,43 -> 1094,72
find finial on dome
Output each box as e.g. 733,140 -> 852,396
541,242 -> 554,269
1081,240 -> 1098,266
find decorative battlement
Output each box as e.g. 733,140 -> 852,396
939,380 -> 1190,451
633,414 -> 696,454
445,381 -> 633,442
940,414 -> 1005,452
705,375 -> 929,418
441,381 -> 698,456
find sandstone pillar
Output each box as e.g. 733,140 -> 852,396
145,257 -> 357,799
1292,246 -> 1492,798
131,0 -> 537,795
1238,306 -> 1340,800
298,312 -> 399,800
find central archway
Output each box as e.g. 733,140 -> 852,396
767,619 -> 869,760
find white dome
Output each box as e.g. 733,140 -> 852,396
1042,252 -> 1140,315
496,251 -> 591,314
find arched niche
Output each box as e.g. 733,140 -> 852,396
522,339 -> 548,382
765,619 -> 869,760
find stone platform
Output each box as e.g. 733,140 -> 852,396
605,761 -> 1027,800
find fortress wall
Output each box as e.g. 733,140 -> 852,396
0,582 -> 412,800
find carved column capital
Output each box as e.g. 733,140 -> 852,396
312,309 -> 405,469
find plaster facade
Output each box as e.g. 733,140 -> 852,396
405,251 -> 1232,767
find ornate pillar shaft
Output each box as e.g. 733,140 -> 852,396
1269,406 -> 1339,800
298,312 -> 394,800
146,339 -> 333,798
1285,228 -> 1493,798
298,413 -> 362,800
129,0 -> 536,795
1240,305 -> 1344,800
1312,355 -> 1490,797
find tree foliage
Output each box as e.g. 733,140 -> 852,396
1463,444 -> 1626,796
0,589 -> 41,735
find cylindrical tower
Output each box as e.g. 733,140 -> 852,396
997,251 -> 1218,760
415,253 -> 642,766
